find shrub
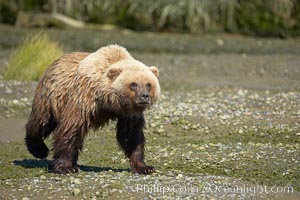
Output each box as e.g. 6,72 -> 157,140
1,0 -> 300,36
4,32 -> 63,81
236,0 -> 290,37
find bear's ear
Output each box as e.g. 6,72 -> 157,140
107,67 -> 123,80
148,66 -> 159,77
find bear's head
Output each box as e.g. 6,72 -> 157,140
101,59 -> 160,115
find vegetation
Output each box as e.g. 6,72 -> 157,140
1,0 -> 300,36
3,32 -> 63,81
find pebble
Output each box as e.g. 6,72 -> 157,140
176,174 -> 183,179
156,128 -> 165,134
73,178 -> 81,184
72,188 -> 81,196
198,146 -> 205,151
0,81 -> 299,199
5,87 -> 12,94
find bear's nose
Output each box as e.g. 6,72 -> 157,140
141,93 -> 149,100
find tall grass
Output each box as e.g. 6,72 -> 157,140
127,0 -> 238,33
4,32 -> 63,81
47,0 -> 300,35
48,0 -> 239,33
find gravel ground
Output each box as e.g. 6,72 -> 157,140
0,26 -> 299,199
0,79 -> 299,199
0,171 -> 273,199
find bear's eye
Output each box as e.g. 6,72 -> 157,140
130,82 -> 138,91
146,83 -> 151,90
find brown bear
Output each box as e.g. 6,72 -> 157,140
25,44 -> 160,174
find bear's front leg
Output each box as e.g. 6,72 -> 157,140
129,143 -> 155,174
116,115 -> 155,174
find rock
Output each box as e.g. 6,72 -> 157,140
198,146 -> 205,151
73,178 -> 81,184
220,114 -> 230,120
157,128 -> 165,134
5,87 -> 12,94
12,99 -> 19,105
216,39 -> 224,46
15,12 -> 85,28
176,174 -> 183,179
72,188 -> 81,196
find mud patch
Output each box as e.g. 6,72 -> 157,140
0,118 -> 26,141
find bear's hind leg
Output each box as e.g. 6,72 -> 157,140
116,115 -> 155,174
25,111 -> 56,159
50,125 -> 85,174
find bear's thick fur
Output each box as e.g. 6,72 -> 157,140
25,45 -> 160,174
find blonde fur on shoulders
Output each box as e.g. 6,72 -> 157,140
77,44 -> 133,78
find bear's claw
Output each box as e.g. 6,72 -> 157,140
132,166 -> 155,175
49,163 -> 80,174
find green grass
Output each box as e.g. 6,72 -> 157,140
1,0 -> 300,36
3,32 -> 63,81
0,127 -> 299,191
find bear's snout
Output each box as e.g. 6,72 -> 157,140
136,92 -> 150,106
141,93 -> 149,101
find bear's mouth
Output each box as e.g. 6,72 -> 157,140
136,100 -> 150,107
135,96 -> 151,107
137,102 -> 149,105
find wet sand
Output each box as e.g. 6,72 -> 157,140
0,118 -> 27,141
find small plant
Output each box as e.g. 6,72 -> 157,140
4,32 -> 63,81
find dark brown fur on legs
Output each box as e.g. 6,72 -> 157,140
116,115 -> 155,174
50,130 -> 82,174
25,93 -> 57,159
50,106 -> 88,174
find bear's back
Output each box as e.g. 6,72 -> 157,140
37,52 -> 90,119
41,52 -> 89,92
